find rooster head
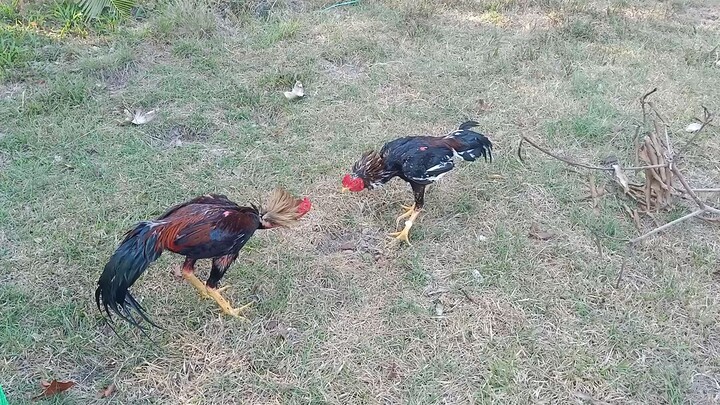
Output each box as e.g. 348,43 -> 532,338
341,174 -> 365,193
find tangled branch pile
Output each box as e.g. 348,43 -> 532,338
517,88 -> 719,286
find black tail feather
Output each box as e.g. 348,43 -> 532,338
458,120 -> 480,131
450,128 -> 493,163
95,221 -> 164,330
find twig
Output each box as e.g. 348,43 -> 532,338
518,136 -> 669,171
459,288 -> 478,305
589,173 -> 599,213
671,166 -> 706,209
629,209 -> 707,245
633,125 -> 641,166
616,209 -> 707,287
640,88 -> 658,128
615,244 -> 633,289
683,106 -> 714,149
321,0 -> 359,12
693,188 -> 720,193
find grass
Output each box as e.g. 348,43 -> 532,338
1,0 -> 720,403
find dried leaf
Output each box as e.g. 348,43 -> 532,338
99,384 -> 115,398
387,363 -> 399,380
487,174 -> 504,180
685,122 -> 703,133
433,300 -> 444,316
33,380 -> 75,400
612,164 -> 630,194
124,109 -> 157,125
528,222 -> 554,240
283,81 -> 304,100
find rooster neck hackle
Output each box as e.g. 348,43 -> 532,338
259,188 -> 308,228
352,150 -> 386,185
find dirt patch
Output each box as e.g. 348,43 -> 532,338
146,123 -> 215,148
683,7 -> 720,30
688,372 -> 720,404
1,82 -> 25,101
314,229 -> 383,255
321,59 -> 366,80
100,63 -> 138,92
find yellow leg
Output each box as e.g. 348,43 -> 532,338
395,203 -> 416,227
206,287 -> 252,319
183,271 -> 209,298
389,210 -> 421,245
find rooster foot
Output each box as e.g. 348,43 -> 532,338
389,209 -> 420,245
395,203 -> 416,227
206,287 -> 252,319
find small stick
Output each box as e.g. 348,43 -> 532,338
633,125 -> 641,166
321,0 -> 359,11
616,244 -> 633,288
518,136 -> 668,171
459,288 -> 478,305
693,188 -> 720,193
683,106 -> 714,149
589,173 -> 599,213
640,88 -> 658,128
671,166 -> 706,209
629,209 -> 706,244
616,209 -> 707,288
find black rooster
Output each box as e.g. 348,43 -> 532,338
342,121 -> 492,243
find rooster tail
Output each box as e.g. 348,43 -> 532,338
449,124 -> 493,163
95,221 -> 165,329
259,188 -> 312,228
457,120 -> 480,131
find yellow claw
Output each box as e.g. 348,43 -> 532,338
389,209 -> 420,245
395,203 -> 416,227
388,228 -> 412,245
206,287 -> 252,319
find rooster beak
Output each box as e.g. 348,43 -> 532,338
341,187 -> 350,193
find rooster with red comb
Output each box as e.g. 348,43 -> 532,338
96,188 -> 312,329
342,121 -> 492,244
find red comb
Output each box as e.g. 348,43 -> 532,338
297,197 -> 312,217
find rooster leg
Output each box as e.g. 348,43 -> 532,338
204,254 -> 251,318
389,183 -> 425,244
395,203 -> 416,227
180,258 -> 209,298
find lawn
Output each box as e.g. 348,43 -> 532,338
1,0 -> 719,403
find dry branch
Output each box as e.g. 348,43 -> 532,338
517,88 -> 719,288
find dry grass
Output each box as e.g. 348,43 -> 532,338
1,0 -> 720,403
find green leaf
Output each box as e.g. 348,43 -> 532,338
74,0 -> 135,20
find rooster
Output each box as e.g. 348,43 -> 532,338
342,121 -> 492,243
96,189 -> 312,329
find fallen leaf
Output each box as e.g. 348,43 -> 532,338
33,380 -> 75,400
124,108 -> 157,125
387,363 -> 399,380
98,384 -> 115,398
487,174 -> 504,180
685,122 -> 702,133
433,300 -> 444,316
612,164 -> 630,194
528,222 -> 554,240
283,80 -> 304,100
